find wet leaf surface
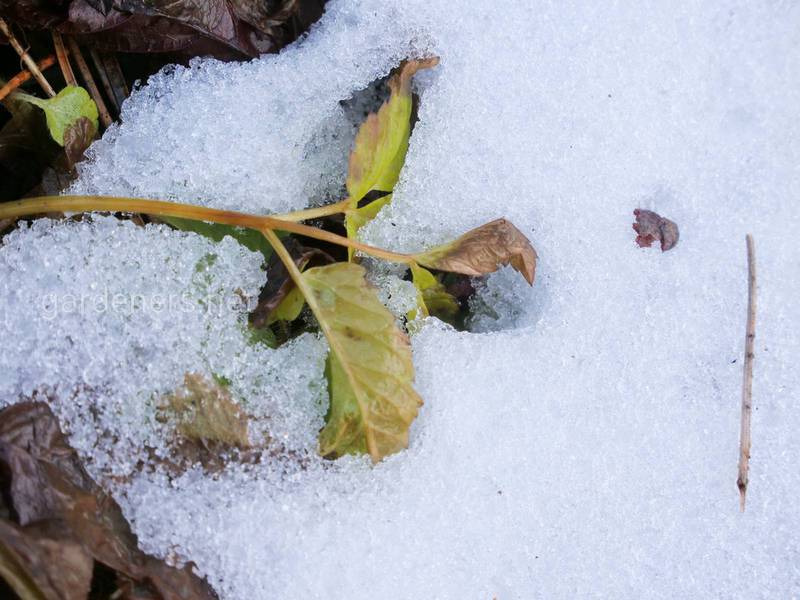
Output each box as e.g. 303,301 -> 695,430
1,0 -> 321,58
63,115 -> 96,167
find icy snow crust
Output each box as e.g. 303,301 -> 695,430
0,217 -> 329,475
3,0 -> 800,598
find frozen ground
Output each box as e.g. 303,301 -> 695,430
2,0 -> 800,598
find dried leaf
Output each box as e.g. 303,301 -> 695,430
14,86 -> 99,147
0,0 -> 315,57
344,57 -> 438,257
164,373 -> 251,447
63,115 -> 97,167
299,263 -> 422,462
231,0 -> 298,31
414,218 -> 537,285
0,520 -> 94,600
632,208 -> 679,252
0,402 -> 217,599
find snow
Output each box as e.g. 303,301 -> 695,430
0,217 -> 329,477
3,0 -> 800,598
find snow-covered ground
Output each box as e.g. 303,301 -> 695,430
2,1 -> 799,598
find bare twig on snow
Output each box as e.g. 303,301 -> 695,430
737,234 -> 756,512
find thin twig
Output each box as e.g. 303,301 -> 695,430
737,234 -> 756,512
51,31 -> 78,87
65,36 -> 113,128
99,52 -> 129,108
0,17 -> 56,97
0,55 -> 55,102
88,47 -> 118,115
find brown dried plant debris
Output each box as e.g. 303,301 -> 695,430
0,401 -> 218,599
632,208 -> 679,252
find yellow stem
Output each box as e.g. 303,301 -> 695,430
0,195 -> 413,265
0,195 -> 266,229
272,198 -> 351,222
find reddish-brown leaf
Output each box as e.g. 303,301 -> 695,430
633,209 -> 679,252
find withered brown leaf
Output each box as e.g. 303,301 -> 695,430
413,218 -> 537,285
63,116 -> 97,168
0,402 -> 217,599
163,373 -> 251,448
633,209 -> 679,252
0,519 -> 94,599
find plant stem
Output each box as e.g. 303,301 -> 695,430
277,219 -> 412,264
0,18 -> 55,98
89,46 -> 119,114
0,195 -> 414,265
0,195 -> 267,229
262,228 -> 342,357
263,229 -> 310,293
270,198 -> 351,222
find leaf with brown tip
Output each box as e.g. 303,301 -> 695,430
345,57 -> 439,204
413,218 -> 538,285
344,57 -> 439,259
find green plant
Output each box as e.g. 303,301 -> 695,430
0,58 -> 537,463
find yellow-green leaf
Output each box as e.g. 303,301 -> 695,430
344,193 -> 392,260
271,285 -> 305,323
14,86 -> 99,146
163,373 -> 251,447
344,57 -> 438,258
408,263 -> 459,320
346,58 -> 437,202
301,262 -> 422,462
414,219 -> 538,285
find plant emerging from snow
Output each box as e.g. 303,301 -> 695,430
0,58 -> 537,463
